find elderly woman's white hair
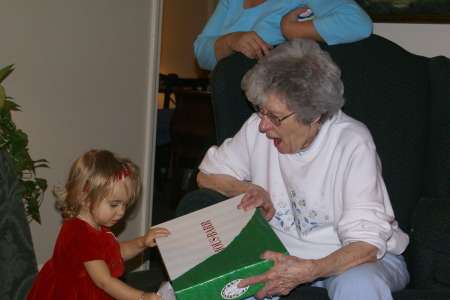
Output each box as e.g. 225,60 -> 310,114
241,38 -> 345,124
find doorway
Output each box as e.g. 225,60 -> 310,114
151,0 -> 217,226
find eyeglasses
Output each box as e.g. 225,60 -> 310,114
254,105 -> 295,126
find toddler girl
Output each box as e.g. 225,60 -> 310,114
27,149 -> 170,300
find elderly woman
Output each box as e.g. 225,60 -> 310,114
197,39 -> 410,300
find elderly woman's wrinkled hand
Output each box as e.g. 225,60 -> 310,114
237,251 -> 318,298
237,186 -> 275,221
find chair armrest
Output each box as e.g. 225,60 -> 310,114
175,188 -> 229,217
0,148 -> 39,299
392,288 -> 450,300
407,197 -> 450,291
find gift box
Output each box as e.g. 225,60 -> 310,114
154,194 -> 288,300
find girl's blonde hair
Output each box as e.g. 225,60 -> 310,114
55,149 -> 141,220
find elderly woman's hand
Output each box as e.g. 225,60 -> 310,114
237,186 -> 276,221
237,251 -> 319,298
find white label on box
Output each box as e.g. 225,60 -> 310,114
221,279 -> 249,299
154,194 -> 253,280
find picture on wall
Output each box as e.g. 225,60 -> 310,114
355,0 -> 450,23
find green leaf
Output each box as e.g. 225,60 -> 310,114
26,200 -> 41,224
1,64 -> 48,224
22,180 -> 37,192
0,85 -> 5,108
34,159 -> 49,163
35,177 -> 48,189
4,99 -> 20,109
14,130 -> 28,141
0,64 -> 14,83
0,135 -> 9,148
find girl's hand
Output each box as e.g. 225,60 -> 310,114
143,227 -> 170,247
237,186 -> 275,221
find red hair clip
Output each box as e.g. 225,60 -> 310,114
104,167 -> 133,186
83,180 -> 91,193
123,167 -> 132,177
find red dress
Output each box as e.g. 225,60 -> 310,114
27,218 -> 125,299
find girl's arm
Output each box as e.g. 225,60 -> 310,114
84,260 -> 162,300
120,228 -> 170,261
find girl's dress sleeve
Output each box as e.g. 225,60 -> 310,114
194,0 -> 230,71
309,0 -> 373,45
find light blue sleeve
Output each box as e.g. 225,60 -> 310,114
194,0 -> 230,71
309,0 -> 373,45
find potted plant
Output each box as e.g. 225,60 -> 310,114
0,64 -> 48,223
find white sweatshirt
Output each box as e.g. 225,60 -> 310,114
199,110 -> 409,259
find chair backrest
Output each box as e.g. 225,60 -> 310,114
423,56 -> 450,199
210,56 -> 255,146
210,34 -> 444,233
0,148 -> 38,299
320,35 -> 430,233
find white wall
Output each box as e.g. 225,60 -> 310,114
373,23 -> 450,58
0,0 -> 162,270
159,0 -> 214,78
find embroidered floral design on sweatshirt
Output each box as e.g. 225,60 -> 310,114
288,185 -> 330,236
274,199 -> 295,232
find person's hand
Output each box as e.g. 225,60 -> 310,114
237,186 -> 275,221
143,227 -> 170,247
225,31 -> 272,60
143,292 -> 164,300
237,251 -> 318,298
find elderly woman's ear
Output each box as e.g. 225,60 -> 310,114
311,116 -> 321,126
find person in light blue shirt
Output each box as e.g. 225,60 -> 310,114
194,0 -> 373,71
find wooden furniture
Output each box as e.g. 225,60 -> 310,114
169,90 -> 215,210
155,74 -> 210,192
159,73 -> 209,108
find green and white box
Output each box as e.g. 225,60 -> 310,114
155,194 -> 288,300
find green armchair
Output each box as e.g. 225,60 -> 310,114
176,34 -> 450,299
0,148 -> 38,299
